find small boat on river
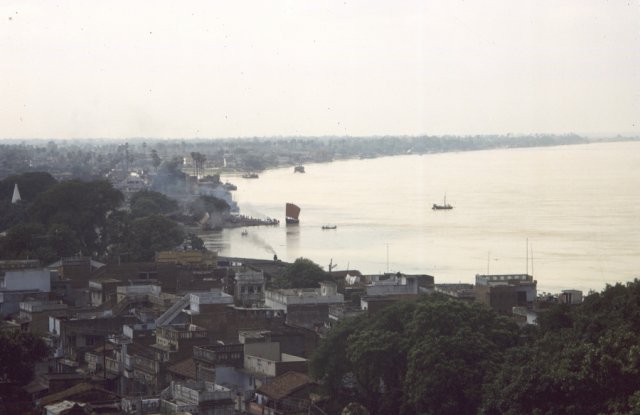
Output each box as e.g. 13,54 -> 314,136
432,194 -> 453,210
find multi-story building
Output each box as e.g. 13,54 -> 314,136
234,269 -> 265,307
475,274 -> 537,314
159,381 -> 236,415
17,301 -> 68,334
264,282 -> 343,330
0,267 -> 51,315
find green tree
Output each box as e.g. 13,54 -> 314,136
130,190 -> 179,218
0,172 -> 57,202
187,233 -> 205,251
312,296 -> 519,415
46,223 -> 80,258
28,180 -> 123,255
0,331 -> 49,385
0,222 -> 47,260
272,257 -> 329,288
150,149 -> 162,172
482,280 -> 640,415
0,172 -> 57,232
128,214 -> 185,261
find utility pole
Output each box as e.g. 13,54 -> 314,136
526,238 -> 529,275
328,258 -> 337,273
386,244 -> 389,272
487,251 -> 490,274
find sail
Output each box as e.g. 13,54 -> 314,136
285,203 -> 301,220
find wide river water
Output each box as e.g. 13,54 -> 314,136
202,141 -> 640,294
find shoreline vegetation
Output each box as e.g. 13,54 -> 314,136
1,134 -> 638,181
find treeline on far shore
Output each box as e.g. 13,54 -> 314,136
2,134 -> 637,180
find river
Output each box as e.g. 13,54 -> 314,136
201,141 -> 640,294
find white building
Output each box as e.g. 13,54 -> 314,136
365,275 -> 418,297
264,281 -> 343,312
0,268 -> 51,315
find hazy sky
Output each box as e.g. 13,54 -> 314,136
1,1 -> 639,139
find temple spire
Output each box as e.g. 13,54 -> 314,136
11,183 -> 21,204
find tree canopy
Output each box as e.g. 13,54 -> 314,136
0,172 -> 57,232
130,189 -> 179,218
272,257 -> 330,289
482,280 -> 640,415
0,331 -> 49,386
311,295 -> 519,415
28,179 -> 123,255
312,281 -> 640,415
127,214 -> 185,261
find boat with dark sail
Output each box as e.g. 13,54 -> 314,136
432,194 -> 453,210
285,203 -> 301,224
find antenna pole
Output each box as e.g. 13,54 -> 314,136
487,251 -> 490,274
531,242 -> 534,276
526,238 -> 529,275
386,244 -> 389,273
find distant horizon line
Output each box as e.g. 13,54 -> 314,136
1,132 -> 638,143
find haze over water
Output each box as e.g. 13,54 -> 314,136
203,141 -> 640,294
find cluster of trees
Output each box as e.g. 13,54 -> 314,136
271,257 -> 330,289
0,331 -> 49,386
483,280 -> 640,414
312,280 -> 640,415
0,141 -> 137,180
311,296 -> 519,415
130,189 -> 178,218
2,134 -> 611,183
0,172 -> 189,263
190,151 -> 207,177
0,330 -> 50,413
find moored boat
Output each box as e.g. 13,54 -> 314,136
223,182 -> 237,190
432,194 -> 453,210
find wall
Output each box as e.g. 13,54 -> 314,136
3,269 -> 50,292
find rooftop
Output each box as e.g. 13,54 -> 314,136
257,371 -> 313,401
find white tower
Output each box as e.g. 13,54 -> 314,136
11,183 -> 21,204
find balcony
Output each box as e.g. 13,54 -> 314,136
156,325 -> 208,342
105,356 -> 122,374
193,343 -> 244,367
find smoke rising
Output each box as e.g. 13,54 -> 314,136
248,233 -> 276,255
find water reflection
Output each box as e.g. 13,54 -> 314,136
285,223 -> 300,258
